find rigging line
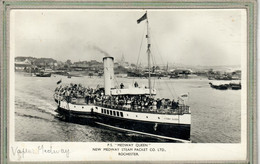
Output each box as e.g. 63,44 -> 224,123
160,77 -> 174,98
132,23 -> 146,84
157,78 -> 173,98
88,75 -> 100,88
170,82 -> 177,97
114,76 -> 120,88
150,30 -> 166,67
148,28 -> 161,90
156,78 -> 162,98
152,64 -> 175,98
150,51 -> 157,89
150,51 -> 156,68
168,79 -> 178,97
150,28 -> 177,98
159,72 -> 176,97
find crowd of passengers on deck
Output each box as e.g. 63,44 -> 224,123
55,83 -> 188,113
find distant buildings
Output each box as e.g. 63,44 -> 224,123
207,69 -> 241,80
14,56 -> 241,80
15,59 -> 32,71
15,57 -> 57,73
71,60 -> 103,72
168,69 -> 192,78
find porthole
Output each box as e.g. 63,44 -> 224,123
158,117 -> 160,119
146,116 -> 148,118
82,107 -> 84,109
136,115 -> 138,117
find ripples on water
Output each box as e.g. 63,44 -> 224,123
15,72 -> 241,143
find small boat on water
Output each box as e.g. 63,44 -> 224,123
35,72 -> 51,77
229,82 -> 241,90
209,81 -> 241,90
35,68 -> 53,77
209,82 -> 228,90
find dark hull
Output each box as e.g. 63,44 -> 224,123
55,106 -> 190,142
95,113 -> 190,141
36,73 -> 51,77
230,84 -> 241,90
209,82 -> 241,90
56,106 -> 95,125
209,83 -> 228,90
231,86 -> 241,90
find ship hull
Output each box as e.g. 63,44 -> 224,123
95,113 -> 190,141
56,106 -> 95,125
55,100 -> 191,142
35,73 -> 51,77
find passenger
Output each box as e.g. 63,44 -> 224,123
134,81 -> 139,88
70,83 -> 73,87
141,100 -> 145,111
122,99 -> 128,110
152,100 -> 157,112
164,99 -> 168,109
126,99 -> 131,110
176,100 -> 179,108
148,99 -> 153,110
156,98 -> 161,109
161,98 -> 165,109
120,83 -> 124,89
85,91 -> 90,104
65,89 -> 71,102
167,100 -> 172,108
133,100 -> 138,111
171,99 -> 177,109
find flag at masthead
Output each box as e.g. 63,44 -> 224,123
137,11 -> 152,96
137,13 -> 147,24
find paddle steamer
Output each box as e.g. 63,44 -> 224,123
54,12 -> 191,142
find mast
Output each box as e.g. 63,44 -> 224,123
146,11 -> 152,96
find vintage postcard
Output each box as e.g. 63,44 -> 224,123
1,0 -> 257,163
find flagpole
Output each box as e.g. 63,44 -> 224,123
146,11 -> 151,97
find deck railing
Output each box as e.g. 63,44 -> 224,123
54,94 -> 191,115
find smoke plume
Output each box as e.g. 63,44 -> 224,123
88,45 -> 111,57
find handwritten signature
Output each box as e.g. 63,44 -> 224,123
11,145 -> 70,160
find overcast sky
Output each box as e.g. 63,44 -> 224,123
11,9 -> 246,66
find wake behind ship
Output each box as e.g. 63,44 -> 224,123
53,12 -> 191,142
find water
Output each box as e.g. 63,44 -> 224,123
15,72 -> 241,143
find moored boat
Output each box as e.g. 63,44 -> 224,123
35,72 -> 51,77
209,81 -> 241,90
209,82 -> 228,90
229,82 -> 241,90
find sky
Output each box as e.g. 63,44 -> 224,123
11,9 -> 247,66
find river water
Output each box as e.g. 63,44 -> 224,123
15,72 -> 241,143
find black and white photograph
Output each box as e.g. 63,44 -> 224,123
7,7 -> 250,162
